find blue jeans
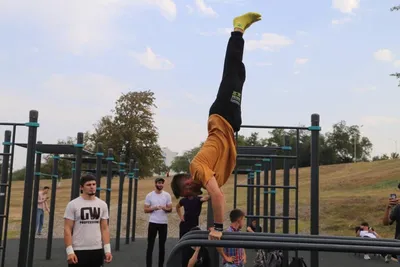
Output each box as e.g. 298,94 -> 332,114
36,208 -> 44,234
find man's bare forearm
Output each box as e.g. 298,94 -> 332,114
64,229 -> 73,247
211,192 -> 224,224
102,227 -> 111,245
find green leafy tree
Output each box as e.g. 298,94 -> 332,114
391,152 -> 399,159
325,121 -> 372,163
170,143 -> 203,173
89,90 -> 164,178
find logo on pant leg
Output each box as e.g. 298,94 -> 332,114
230,91 -> 241,105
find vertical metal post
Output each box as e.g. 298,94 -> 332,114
233,132 -> 238,209
46,154 -> 59,260
0,131 -> 11,252
126,159 -> 134,244
131,161 -> 139,242
283,135 -> 290,234
2,126 -> 17,267
115,154 -> 125,251
282,136 -> 290,267
27,143 -> 42,267
295,129 -> 300,259
246,171 -> 251,227
73,132 -> 83,199
207,201 -> 220,267
105,149 -> 113,214
70,161 -> 76,201
270,159 -> 276,233
310,114 -> 320,267
262,159 -> 270,233
18,110 -> 39,267
95,143 -> 103,198
255,164 -> 261,230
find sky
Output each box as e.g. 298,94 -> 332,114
0,0 -> 399,170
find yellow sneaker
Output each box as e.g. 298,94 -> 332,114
233,12 -> 262,32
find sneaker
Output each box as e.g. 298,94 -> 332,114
364,254 -> 371,260
385,254 -> 391,263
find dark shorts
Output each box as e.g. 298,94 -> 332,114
68,249 -> 104,267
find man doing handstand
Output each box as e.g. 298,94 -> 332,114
171,12 -> 262,241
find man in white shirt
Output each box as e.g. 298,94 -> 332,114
63,174 -> 112,266
36,186 -> 50,235
357,222 -> 390,262
144,177 -> 172,267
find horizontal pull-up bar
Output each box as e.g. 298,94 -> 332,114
180,230 -> 400,244
178,232 -> 400,247
237,154 -> 297,159
236,184 -> 297,189
166,238 -> 400,267
241,125 -> 309,130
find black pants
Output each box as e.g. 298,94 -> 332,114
209,31 -> 246,133
68,249 -> 103,267
146,222 -> 168,267
179,222 -> 197,267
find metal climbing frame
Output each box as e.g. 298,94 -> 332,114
231,114 -> 321,267
0,110 -> 39,267
166,114 -> 322,267
166,230 -> 400,267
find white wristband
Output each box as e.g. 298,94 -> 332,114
104,243 -> 111,254
66,246 -> 74,255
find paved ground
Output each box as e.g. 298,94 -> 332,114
2,238 -> 397,267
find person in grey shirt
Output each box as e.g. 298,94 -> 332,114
63,174 -> 113,266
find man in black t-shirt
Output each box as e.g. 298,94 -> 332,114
176,196 -> 209,266
176,195 -> 209,238
382,196 -> 400,262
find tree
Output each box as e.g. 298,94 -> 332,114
391,5 -> 400,11
325,121 -> 372,163
391,152 -> 399,159
170,143 -> 203,173
390,73 -> 400,87
89,90 -> 164,178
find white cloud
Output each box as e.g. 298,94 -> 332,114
140,0 -> 177,20
332,0 -> 360,14
0,0 -> 177,54
186,4 -> 194,14
331,17 -> 352,25
246,33 -> 294,52
199,28 -> 231,36
373,49 -> 395,62
0,73 -> 129,169
294,71 -> 300,75
394,60 -> 400,68
130,47 -> 174,70
195,0 -> 218,17
295,58 -> 309,65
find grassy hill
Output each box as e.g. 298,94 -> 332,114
4,159 -> 400,239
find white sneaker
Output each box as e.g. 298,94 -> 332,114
364,254 -> 371,260
385,254 -> 391,263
